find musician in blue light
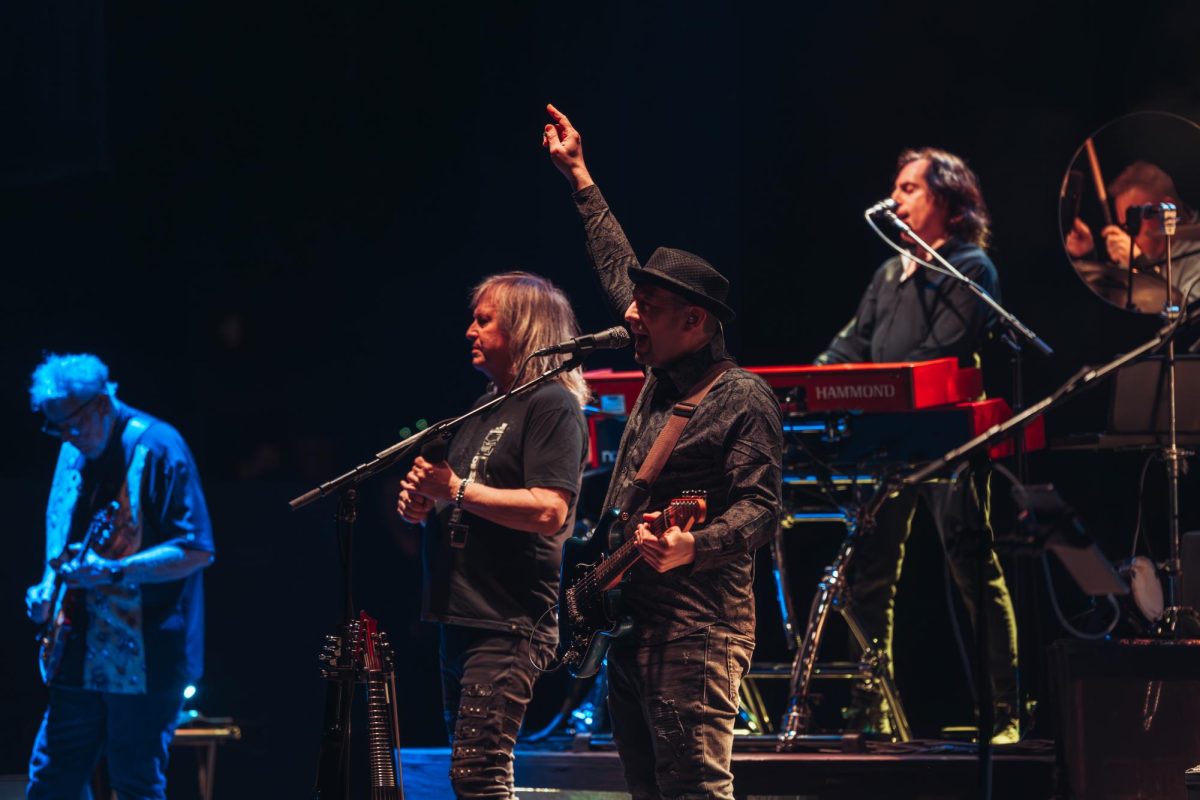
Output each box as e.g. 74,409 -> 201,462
24,353 -> 214,799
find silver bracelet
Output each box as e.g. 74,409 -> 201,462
454,477 -> 472,509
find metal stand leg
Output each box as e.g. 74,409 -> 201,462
841,603 -> 911,741
777,517 -> 911,750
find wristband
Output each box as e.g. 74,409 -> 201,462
454,477 -> 472,509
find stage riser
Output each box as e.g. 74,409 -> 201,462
400,748 -> 1054,800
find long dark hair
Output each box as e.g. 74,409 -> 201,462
897,148 -> 992,248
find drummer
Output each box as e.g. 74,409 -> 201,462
1066,161 -> 1200,302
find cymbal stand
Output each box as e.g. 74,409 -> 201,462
1152,204 -> 1200,634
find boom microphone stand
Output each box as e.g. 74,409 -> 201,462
864,202 -> 1053,800
294,355 -> 584,800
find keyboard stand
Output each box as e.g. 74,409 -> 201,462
775,507 -> 912,749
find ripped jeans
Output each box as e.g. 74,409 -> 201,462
607,625 -> 754,800
439,624 -> 551,799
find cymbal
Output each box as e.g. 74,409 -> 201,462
1072,259 -> 1181,314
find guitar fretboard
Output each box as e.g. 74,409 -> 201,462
575,512 -> 671,604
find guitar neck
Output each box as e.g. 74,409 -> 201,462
591,512 -> 673,592
365,672 -> 401,795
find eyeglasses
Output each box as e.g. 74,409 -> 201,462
41,393 -> 104,439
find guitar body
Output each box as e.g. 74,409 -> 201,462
38,582 -> 77,684
557,493 -> 706,678
38,502 -> 119,685
558,513 -> 634,678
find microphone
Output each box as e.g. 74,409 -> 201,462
420,437 -> 449,463
865,198 -> 898,217
532,325 -> 632,357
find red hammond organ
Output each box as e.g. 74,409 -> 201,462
585,358 -> 980,416
583,358 -> 1044,468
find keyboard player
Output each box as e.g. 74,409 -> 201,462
813,148 -> 1021,744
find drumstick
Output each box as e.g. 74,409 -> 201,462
1084,137 -> 1114,226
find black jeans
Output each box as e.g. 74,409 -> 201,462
439,624 -> 551,799
607,625 -> 754,800
849,464 -> 1019,720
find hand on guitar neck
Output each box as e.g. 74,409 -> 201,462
53,545 -> 121,589
633,510 -> 698,573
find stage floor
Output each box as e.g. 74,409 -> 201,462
400,739 -> 1057,799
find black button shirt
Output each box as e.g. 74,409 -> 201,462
573,184 -> 783,645
816,240 -> 1000,365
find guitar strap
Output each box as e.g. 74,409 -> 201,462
617,359 -> 735,526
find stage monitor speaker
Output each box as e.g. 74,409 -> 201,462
1052,639 -> 1200,799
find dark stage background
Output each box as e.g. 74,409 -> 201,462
3,1 -> 1200,796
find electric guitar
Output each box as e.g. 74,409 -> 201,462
360,612 -> 404,800
557,492 -> 707,678
38,501 -> 120,684
314,612 -> 404,800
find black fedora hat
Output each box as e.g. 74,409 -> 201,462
628,247 -> 735,322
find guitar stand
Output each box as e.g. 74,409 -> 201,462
777,512 -> 912,750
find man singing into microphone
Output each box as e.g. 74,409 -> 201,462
816,149 -> 1021,744
397,271 -> 589,799
545,104 -> 783,800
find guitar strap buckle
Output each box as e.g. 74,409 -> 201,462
672,401 -> 698,418
448,508 -> 469,548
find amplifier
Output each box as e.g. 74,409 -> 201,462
1051,639 -> 1200,799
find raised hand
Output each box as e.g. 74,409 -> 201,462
543,103 -> 594,192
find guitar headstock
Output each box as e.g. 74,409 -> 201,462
357,611 -> 394,676
318,618 -> 361,679
665,490 -> 707,530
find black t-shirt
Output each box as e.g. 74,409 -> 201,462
57,404 -> 215,692
421,382 -> 587,642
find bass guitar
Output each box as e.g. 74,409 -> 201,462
38,501 -> 120,684
557,492 -> 706,678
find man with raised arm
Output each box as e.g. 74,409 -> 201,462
544,103 -> 783,800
